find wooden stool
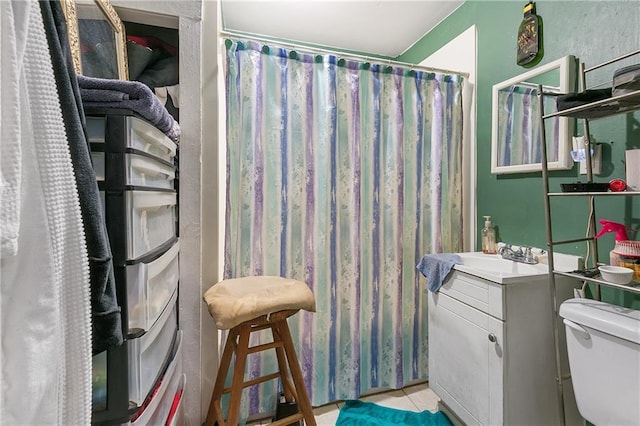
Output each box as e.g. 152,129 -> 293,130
203,276 -> 317,426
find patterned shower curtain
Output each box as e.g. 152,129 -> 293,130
495,85 -> 560,167
222,39 -> 464,416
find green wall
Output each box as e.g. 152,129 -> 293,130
400,1 -> 640,263
399,1 -> 640,305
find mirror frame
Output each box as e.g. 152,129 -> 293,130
491,56 -> 576,174
61,0 -> 128,80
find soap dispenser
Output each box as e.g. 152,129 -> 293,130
482,216 -> 497,254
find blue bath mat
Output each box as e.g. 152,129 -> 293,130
336,400 -> 453,426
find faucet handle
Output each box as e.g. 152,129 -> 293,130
523,247 -> 534,261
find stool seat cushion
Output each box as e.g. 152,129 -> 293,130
203,276 -> 316,329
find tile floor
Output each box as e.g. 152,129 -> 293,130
248,381 -> 441,425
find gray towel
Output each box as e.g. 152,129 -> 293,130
80,88 -> 129,102
41,0 -> 123,354
77,75 -> 180,141
416,253 -> 461,292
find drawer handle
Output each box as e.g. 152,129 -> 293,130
132,157 -> 175,179
563,319 -> 591,340
488,333 -> 497,343
133,121 -> 177,156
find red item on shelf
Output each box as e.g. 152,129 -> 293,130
127,35 -> 178,56
609,178 -> 627,192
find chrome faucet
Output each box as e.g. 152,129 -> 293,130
498,244 -> 538,264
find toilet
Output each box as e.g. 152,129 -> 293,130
559,298 -> 640,426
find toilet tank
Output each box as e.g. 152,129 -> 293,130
559,298 -> 640,426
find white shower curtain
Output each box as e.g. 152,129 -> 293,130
222,39 -> 464,418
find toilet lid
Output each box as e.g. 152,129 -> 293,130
559,298 -> 640,344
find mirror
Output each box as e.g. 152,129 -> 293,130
491,56 -> 576,174
61,0 -> 128,80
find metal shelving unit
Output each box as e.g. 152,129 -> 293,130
537,49 -> 640,426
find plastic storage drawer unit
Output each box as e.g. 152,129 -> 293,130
131,331 -> 184,425
86,115 -> 177,163
128,292 -> 178,406
125,154 -> 175,189
87,110 -> 181,425
92,151 -> 106,181
92,152 -> 176,190
92,351 -> 108,411
126,190 -> 177,261
126,241 -> 180,333
166,375 -> 186,426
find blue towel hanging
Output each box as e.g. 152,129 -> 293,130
416,253 -> 461,292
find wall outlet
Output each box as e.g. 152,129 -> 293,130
579,143 -> 602,175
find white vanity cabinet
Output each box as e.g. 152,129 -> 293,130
428,268 -> 583,426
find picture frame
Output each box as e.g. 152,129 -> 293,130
60,0 -> 128,80
491,56 -> 575,174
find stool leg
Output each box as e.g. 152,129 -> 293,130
226,323 -> 251,426
205,328 -> 238,426
275,320 -> 317,426
273,330 -> 296,403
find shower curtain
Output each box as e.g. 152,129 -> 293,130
495,85 -> 560,167
222,39 -> 464,416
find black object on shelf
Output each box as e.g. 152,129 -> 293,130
560,182 -> 610,192
556,88 -> 615,118
571,267 -> 601,278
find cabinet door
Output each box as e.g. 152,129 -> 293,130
428,292 -> 504,426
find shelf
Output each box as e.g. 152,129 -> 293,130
539,50 -> 640,426
547,191 -> 640,196
554,270 -> 640,295
544,89 -> 640,120
548,236 -> 594,247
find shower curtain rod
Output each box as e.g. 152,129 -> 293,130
219,30 -> 470,78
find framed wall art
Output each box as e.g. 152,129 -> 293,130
61,0 -> 128,80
